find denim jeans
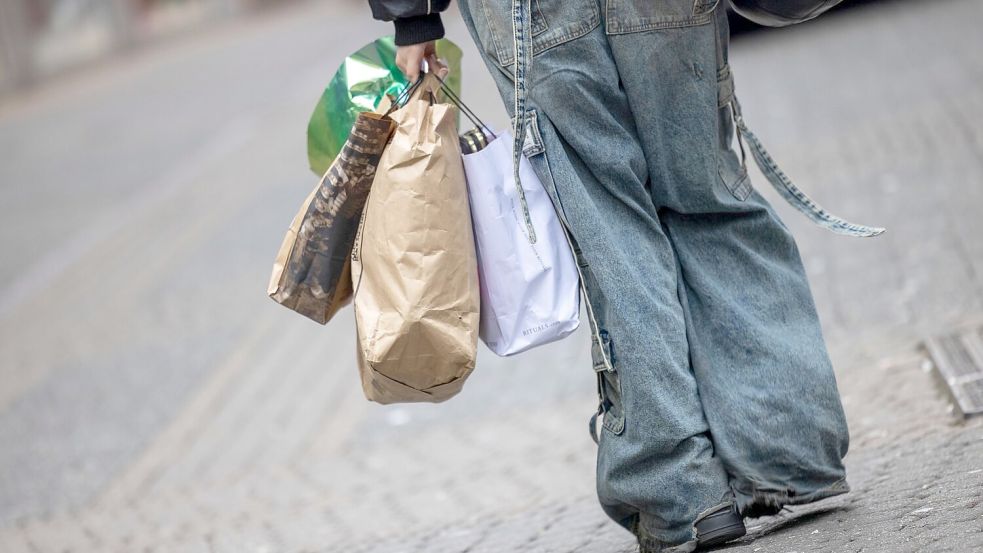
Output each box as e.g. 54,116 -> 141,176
458,1 -> 871,550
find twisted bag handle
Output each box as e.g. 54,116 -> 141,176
388,70 -> 495,137
432,68 -> 536,242
383,71 -> 446,116
433,74 -> 496,141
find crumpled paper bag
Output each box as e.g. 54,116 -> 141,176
351,74 -> 479,404
269,110 -> 395,324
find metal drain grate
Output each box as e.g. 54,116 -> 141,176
925,325 -> 983,417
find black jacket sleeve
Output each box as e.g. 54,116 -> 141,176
368,0 -> 451,45
729,0 -> 843,27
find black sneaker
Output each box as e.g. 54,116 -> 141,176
695,503 -> 746,548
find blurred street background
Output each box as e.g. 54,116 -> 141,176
1,0 -> 982,551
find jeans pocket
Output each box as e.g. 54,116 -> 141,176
605,0 -> 719,35
470,0 -> 599,68
592,330 -> 625,435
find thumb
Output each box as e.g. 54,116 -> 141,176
426,54 -> 449,79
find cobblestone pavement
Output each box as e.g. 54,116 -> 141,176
1,0 -> 981,552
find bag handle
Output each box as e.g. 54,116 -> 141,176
433,73 -> 496,141
385,71 -> 497,142
384,77 -> 424,116
383,72 -> 445,115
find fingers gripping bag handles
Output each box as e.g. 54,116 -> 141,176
351,73 -> 480,404
268,106 -> 396,324
461,127 -> 581,356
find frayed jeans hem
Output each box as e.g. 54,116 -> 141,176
733,477 -> 850,518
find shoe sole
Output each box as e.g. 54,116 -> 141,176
698,522 -> 747,547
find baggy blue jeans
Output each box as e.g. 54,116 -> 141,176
458,0 -> 881,549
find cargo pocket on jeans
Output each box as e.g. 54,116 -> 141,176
718,101 -> 752,201
592,330 -> 625,435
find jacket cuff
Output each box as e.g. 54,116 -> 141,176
393,13 -> 445,46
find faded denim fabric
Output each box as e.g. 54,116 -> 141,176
458,0 -> 863,550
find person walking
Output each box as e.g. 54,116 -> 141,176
367,1 -> 882,551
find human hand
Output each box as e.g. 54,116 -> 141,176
395,41 -> 449,82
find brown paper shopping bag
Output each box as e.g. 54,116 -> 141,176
268,110 -> 395,324
351,74 -> 480,404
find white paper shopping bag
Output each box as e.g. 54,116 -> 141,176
462,130 -> 580,356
